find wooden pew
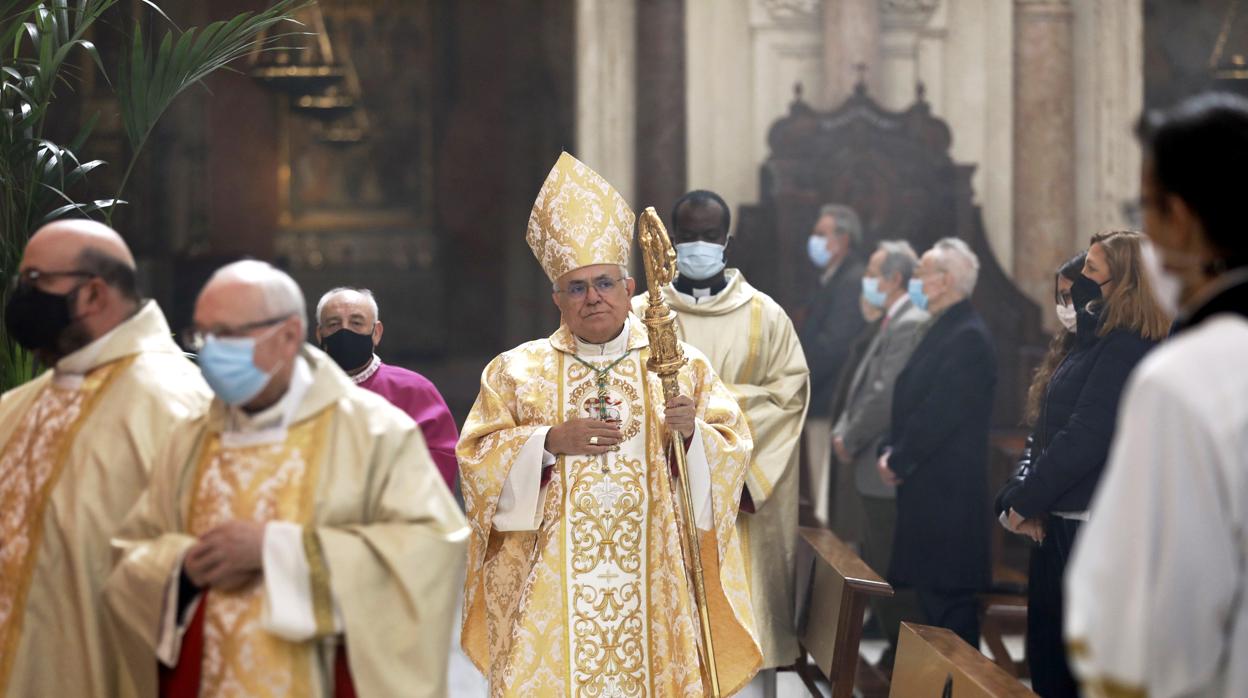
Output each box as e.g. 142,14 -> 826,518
790,526 -> 894,698
890,622 -> 1039,697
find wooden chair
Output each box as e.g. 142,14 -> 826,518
789,526 -> 894,698
890,622 -> 1039,697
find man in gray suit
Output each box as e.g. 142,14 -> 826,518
831,240 -> 928,670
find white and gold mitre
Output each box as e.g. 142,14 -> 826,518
526,151 -> 635,282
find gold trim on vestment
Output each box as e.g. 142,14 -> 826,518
185,406 -> 335,698
735,297 -> 764,386
303,526 -> 334,637
0,357 -> 133,695
737,297 -> 772,502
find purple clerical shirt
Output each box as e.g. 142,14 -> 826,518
355,358 -> 460,490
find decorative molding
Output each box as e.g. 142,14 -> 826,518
761,0 -> 821,21
751,0 -> 823,29
880,0 -> 940,30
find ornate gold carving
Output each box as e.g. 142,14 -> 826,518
636,207 -> 720,696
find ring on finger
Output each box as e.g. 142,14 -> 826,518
590,436 -> 599,446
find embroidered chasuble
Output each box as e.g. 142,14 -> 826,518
458,315 -> 762,697
633,269 -> 810,668
184,408 -> 332,696
106,347 -> 469,698
0,301 -> 211,698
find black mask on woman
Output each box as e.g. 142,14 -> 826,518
321,328 -> 375,372
4,283 -> 80,354
1071,273 -> 1107,314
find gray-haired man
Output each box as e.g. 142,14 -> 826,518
799,203 -> 867,529
831,240 -> 927,669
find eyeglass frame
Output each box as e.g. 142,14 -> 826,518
7,268 -> 96,293
553,275 -> 629,300
181,314 -> 294,352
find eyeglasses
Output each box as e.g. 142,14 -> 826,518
7,268 -> 95,292
555,276 -> 627,300
180,315 -> 292,352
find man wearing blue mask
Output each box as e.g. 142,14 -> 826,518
631,190 -> 810,694
798,203 -> 866,530
877,238 -> 996,650
830,240 -> 927,671
106,260 -> 468,698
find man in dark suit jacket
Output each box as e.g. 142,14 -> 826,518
879,237 -> 997,648
831,240 -> 928,664
799,203 -> 866,527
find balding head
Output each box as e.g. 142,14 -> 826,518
193,260 -> 307,412
7,220 -> 141,361
24,219 -> 136,270
198,260 -> 307,332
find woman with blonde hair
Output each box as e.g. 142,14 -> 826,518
996,230 -> 1170,696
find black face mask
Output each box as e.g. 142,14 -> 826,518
4,283 -> 80,353
1071,273 -> 1108,313
321,328 -> 375,372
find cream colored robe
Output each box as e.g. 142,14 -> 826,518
0,301 -> 211,698
634,270 -> 810,668
105,346 -> 468,698
458,315 -> 761,696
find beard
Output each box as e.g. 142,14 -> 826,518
45,319 -> 94,364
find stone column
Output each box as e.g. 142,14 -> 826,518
1013,0 -> 1076,316
877,0 -> 939,110
1073,0 -> 1143,239
823,0 -> 880,105
576,0 -> 637,204
635,0 -> 686,226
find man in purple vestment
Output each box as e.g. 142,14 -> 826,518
316,287 -> 460,490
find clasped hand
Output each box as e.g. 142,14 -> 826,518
1003,508 -> 1045,544
544,396 -> 696,456
184,520 -> 265,592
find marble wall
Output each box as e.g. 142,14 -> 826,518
670,0 -> 1143,315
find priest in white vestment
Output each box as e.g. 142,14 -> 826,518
106,260 -> 468,698
631,190 -> 809,688
458,153 -> 761,696
1066,92 -> 1248,698
0,221 -> 211,698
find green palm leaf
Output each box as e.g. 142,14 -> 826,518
111,0 -> 308,206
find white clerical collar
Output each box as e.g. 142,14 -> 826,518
221,355 -> 313,448
350,354 -> 382,385
673,287 -> 709,305
52,309 -> 134,389
885,294 -> 909,320
573,323 -> 630,357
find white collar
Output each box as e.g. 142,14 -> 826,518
221,356 -> 313,448
350,354 -> 382,385
573,323 -> 630,357
673,287 -> 712,305
885,295 -> 909,320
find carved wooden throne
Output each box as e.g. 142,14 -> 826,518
736,82 -> 1045,428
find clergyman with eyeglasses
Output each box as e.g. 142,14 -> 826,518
0,220 -> 211,698
456,152 -> 762,695
104,259 -> 468,697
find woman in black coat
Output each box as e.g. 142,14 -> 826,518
997,231 -> 1171,697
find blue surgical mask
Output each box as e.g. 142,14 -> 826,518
908,278 -> 929,311
862,277 -> 887,308
197,335 -> 274,406
675,241 -> 727,281
807,235 -> 832,268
